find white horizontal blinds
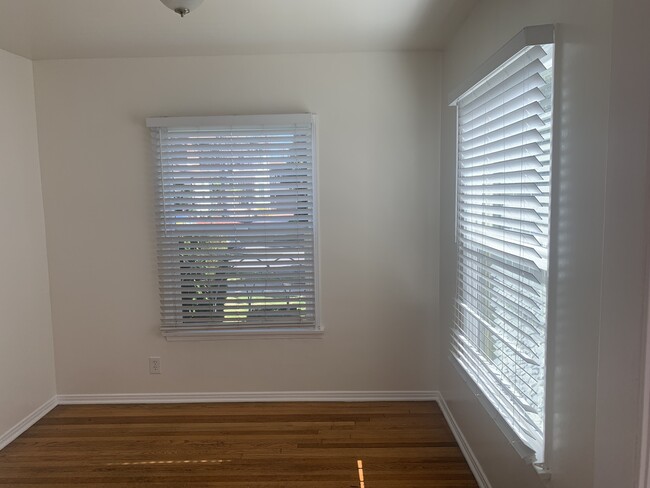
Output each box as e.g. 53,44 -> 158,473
151,117 -> 316,334
453,44 -> 554,458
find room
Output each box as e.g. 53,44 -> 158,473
0,0 -> 648,487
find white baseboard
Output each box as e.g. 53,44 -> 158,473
436,394 -> 493,488
57,390 -> 439,404
0,396 -> 58,451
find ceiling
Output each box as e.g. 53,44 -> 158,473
0,0 -> 476,60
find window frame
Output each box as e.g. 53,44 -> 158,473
147,114 -> 322,341
448,25 -> 557,471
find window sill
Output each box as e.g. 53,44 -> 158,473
534,464 -> 551,484
164,327 -> 324,341
449,356 -> 541,464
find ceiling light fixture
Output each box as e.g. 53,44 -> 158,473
160,0 -> 204,18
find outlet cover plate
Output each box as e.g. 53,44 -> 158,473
149,357 -> 161,374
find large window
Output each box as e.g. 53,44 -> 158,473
147,114 -> 318,338
451,29 -> 554,462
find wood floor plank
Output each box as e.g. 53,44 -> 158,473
0,402 -> 478,487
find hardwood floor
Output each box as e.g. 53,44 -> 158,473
0,401 -> 478,487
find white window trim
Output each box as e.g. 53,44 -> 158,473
448,24 -> 557,474
146,114 -> 315,129
147,114 -> 322,340
164,328 -> 325,342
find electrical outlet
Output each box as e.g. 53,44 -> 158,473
149,357 -> 161,374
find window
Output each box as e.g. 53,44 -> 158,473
450,27 -> 554,463
147,114 -> 319,338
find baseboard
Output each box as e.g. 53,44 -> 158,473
57,390 -> 439,404
0,396 -> 58,451
436,394 -> 493,488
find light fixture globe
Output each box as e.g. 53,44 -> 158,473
160,0 -> 204,17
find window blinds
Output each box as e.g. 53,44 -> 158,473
452,44 -> 554,459
148,115 -> 318,336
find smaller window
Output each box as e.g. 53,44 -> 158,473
147,114 -> 319,338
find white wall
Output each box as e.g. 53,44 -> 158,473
0,49 -> 56,436
439,1 -> 620,487
33,52 -> 441,395
592,0 -> 650,486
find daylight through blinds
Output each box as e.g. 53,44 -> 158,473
149,115 -> 317,335
453,44 -> 554,458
